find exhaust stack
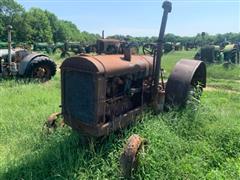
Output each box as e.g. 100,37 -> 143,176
7,25 -> 13,65
102,30 -> 105,39
152,1 -> 172,110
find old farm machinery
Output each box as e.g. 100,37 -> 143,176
47,0 -> 207,143
46,1 -> 206,176
194,44 -> 240,64
0,25 -> 56,81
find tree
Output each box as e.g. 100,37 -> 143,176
164,33 -> 176,43
0,0 -> 25,41
24,8 -> 53,43
44,10 -> 59,43
54,20 -> 81,42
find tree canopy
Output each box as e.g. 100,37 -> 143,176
0,0 -> 100,44
0,0 -> 239,46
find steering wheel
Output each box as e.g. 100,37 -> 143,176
143,43 -> 156,56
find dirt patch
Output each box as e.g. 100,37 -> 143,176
205,86 -> 240,94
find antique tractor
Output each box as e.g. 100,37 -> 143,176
143,42 -> 175,55
96,38 -> 124,54
0,26 -> 56,81
223,44 -> 239,64
47,1 -> 206,137
194,45 -> 222,63
46,1 -> 206,176
33,42 -> 55,54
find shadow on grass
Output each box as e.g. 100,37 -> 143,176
1,128 -> 127,179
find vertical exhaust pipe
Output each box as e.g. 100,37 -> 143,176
152,1 -> 172,111
7,25 -> 13,65
102,30 -> 105,39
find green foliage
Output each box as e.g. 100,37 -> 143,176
55,20 -> 80,42
109,33 -> 240,48
24,8 -> 53,43
0,0 -> 25,41
0,0 -> 99,44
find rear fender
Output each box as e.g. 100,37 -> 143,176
165,59 -> 206,107
18,53 -> 48,75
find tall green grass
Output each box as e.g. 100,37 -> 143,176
0,51 -> 240,179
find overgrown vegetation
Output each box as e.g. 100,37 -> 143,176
0,51 -> 240,179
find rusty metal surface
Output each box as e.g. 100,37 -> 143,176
61,54 -> 153,77
64,107 -> 142,137
165,59 -> 206,107
43,112 -> 63,134
120,134 -> 143,178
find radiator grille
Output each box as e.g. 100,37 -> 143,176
63,71 -> 96,125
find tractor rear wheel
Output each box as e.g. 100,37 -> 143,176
26,56 -> 56,81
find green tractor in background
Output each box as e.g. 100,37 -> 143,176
33,42 -> 55,54
194,44 -> 239,64
194,45 -> 222,63
223,44 -> 240,64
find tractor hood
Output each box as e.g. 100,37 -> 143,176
61,54 -> 153,77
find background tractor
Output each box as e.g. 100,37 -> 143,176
0,25 -> 56,81
194,45 -> 222,63
194,44 -> 239,64
223,44 -> 240,64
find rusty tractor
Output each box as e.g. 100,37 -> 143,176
0,25 -> 56,81
47,0 -> 206,137
87,38 -> 138,55
46,1 -> 206,176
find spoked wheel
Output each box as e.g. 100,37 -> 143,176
26,56 -> 56,82
142,43 -> 156,56
33,66 -> 51,79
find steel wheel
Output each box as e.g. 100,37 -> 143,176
142,43 -> 156,56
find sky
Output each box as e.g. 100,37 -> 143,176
17,0 -> 240,37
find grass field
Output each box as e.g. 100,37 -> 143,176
0,51 -> 240,179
